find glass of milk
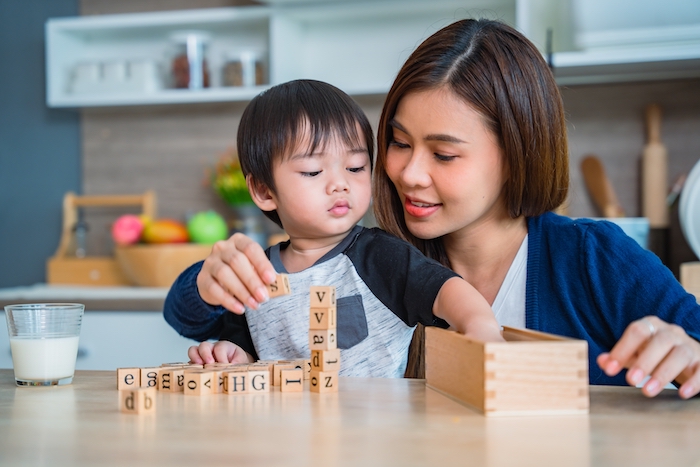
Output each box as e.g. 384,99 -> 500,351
4,303 -> 84,386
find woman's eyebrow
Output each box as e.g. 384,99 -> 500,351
390,118 -> 466,144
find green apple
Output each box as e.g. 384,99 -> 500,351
187,211 -> 229,244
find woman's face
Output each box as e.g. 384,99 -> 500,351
385,87 -> 508,240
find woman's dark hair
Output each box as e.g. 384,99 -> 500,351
371,19 -> 569,378
237,79 -> 374,228
373,18 -> 569,266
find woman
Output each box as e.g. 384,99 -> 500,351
179,19 -> 700,399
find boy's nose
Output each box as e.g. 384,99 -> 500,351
327,169 -> 350,194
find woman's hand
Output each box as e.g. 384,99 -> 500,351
188,340 -> 255,365
196,232 -> 278,314
597,316 -> 700,399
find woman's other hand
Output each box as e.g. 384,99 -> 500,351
196,232 -> 278,314
597,316 -> 700,399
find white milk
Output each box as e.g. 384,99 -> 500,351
10,336 -> 80,381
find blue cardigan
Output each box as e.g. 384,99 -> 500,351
527,212 -> 700,385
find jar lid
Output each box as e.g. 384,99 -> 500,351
170,30 -> 212,44
679,158 -> 700,259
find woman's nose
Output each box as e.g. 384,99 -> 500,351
399,152 -> 431,188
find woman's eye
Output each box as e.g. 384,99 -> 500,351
389,139 -> 410,149
301,171 -> 321,177
434,153 -> 456,162
347,165 -> 366,173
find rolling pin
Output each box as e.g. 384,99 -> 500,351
642,104 -> 669,228
581,154 -> 625,218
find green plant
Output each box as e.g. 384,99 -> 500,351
210,149 -> 254,206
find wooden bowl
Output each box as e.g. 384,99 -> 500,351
114,243 -> 211,287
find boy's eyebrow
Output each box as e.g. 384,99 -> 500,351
389,118 -> 466,144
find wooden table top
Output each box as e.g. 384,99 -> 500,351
0,370 -> 699,466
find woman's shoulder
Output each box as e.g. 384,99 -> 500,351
528,212 -> 631,243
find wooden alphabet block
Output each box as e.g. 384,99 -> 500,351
309,286 -> 335,307
309,306 -> 337,330
224,369 -> 249,394
209,369 -> 225,394
158,367 -> 184,392
160,362 -> 190,367
120,387 -> 156,414
116,367 -> 140,390
273,363 -> 297,386
267,273 -> 291,298
425,326 -> 589,416
140,367 -> 159,389
184,370 -> 214,396
311,349 -> 341,372
280,369 -> 304,392
309,370 -> 338,393
309,329 -> 337,351
247,368 -> 270,393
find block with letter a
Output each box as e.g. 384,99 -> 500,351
309,329 -> 337,351
120,387 -> 156,414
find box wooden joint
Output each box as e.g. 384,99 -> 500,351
425,326 -> 589,416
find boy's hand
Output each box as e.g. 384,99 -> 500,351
196,232 -> 278,314
188,340 -> 255,365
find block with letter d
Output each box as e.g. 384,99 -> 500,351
311,349 -> 341,372
120,387 -> 156,414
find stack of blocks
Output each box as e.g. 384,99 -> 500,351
308,286 -> 340,393
118,275 -> 339,414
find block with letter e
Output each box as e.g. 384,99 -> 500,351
120,387 -> 156,414
116,367 -> 140,390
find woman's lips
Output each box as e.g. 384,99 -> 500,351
404,197 -> 440,218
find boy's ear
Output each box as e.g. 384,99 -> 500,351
246,174 -> 277,212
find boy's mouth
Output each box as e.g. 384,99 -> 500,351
329,200 -> 350,216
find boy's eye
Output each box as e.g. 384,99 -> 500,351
347,165 -> 366,173
300,171 -> 321,177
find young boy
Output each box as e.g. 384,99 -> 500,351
164,79 -> 503,377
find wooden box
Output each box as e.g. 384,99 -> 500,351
680,261 -> 700,303
47,191 -> 155,286
425,326 -> 589,416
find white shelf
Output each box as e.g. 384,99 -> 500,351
45,0 -> 700,108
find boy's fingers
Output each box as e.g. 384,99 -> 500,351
188,345 -> 205,364
212,341 -> 234,363
232,233 -> 278,285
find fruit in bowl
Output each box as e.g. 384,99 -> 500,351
111,214 -> 145,245
187,210 -> 229,244
141,219 -> 189,244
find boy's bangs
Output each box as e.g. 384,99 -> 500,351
281,114 -> 365,159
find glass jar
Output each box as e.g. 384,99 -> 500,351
222,51 -> 265,87
169,31 -> 211,89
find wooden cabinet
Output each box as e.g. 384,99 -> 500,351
45,0 -> 700,108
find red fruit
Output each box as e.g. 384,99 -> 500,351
112,214 -> 145,245
141,219 -> 189,244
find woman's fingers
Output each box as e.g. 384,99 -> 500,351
600,316 -> 700,398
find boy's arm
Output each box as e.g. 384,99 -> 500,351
433,277 -> 504,342
163,261 -> 228,341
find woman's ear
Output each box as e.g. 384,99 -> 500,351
246,174 -> 277,212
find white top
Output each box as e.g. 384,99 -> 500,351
491,235 -> 528,329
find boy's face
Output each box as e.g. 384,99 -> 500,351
259,129 -> 371,244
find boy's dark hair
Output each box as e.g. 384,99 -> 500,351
237,79 -> 375,228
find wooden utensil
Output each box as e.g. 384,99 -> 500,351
580,154 -> 625,218
642,104 -> 669,228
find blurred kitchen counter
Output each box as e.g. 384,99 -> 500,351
0,284 -> 168,311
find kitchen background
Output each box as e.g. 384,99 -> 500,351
1,0 -> 700,289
